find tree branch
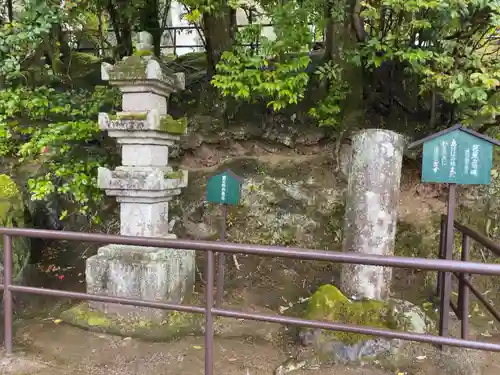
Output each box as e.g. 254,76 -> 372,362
351,0 -> 365,42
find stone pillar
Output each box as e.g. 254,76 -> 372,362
85,32 -> 195,322
340,129 -> 406,301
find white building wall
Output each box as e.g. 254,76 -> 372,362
165,2 -> 278,56
162,2 -> 204,56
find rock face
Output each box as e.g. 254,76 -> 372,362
341,129 -> 406,301
0,174 -> 30,283
172,156 -> 345,250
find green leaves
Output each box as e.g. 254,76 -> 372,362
0,85 -> 119,221
212,1 -> 313,111
309,62 -> 349,127
0,0 -> 66,81
359,0 -> 500,126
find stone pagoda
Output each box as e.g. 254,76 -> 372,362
85,32 -> 195,322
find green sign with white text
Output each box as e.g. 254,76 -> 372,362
206,170 -> 243,205
421,129 -> 493,184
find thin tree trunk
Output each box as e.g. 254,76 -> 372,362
324,0 -> 365,128
203,8 -> 236,79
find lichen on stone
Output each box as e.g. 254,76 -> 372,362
0,174 -> 31,283
160,115 -> 187,134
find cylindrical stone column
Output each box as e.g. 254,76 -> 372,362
340,129 -> 406,301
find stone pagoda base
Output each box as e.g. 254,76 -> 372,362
61,243 -> 200,341
86,243 -> 196,322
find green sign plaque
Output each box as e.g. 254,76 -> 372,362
421,129 -> 493,184
206,169 -> 243,205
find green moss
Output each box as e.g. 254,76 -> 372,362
165,171 -> 183,180
108,56 -> 148,81
109,113 -> 148,121
60,303 -> 204,342
160,115 -> 187,134
304,285 -> 399,345
133,49 -> 154,57
85,313 -> 111,328
0,174 -> 20,200
0,174 -> 30,282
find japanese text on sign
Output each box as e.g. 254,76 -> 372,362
221,175 -> 227,201
449,139 -> 457,178
422,129 -> 493,185
471,144 -> 479,176
433,146 -> 439,173
441,140 -> 448,168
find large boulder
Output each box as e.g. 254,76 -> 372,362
297,284 -> 432,365
0,174 -> 31,283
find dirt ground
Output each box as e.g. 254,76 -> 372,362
2,316 -> 500,375
0,321 -> 391,375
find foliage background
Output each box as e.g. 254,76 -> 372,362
0,0 -> 500,225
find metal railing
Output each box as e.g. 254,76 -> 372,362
437,215 -> 500,341
2,226 -> 500,374
77,24 -> 326,56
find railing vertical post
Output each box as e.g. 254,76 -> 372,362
3,235 -> 13,354
439,184 -> 456,348
436,215 -> 446,297
459,233 -> 470,339
204,250 -> 215,375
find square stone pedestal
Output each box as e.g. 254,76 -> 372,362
85,244 -> 195,322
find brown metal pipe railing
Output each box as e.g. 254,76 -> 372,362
5,283 -> 500,352
438,215 -> 500,342
454,220 -> 500,257
454,273 -> 500,324
3,226 -> 500,374
2,227 -> 500,275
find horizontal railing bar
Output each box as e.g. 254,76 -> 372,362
451,218 -> 500,257
5,284 -> 500,352
2,227 -> 500,276
7,285 -> 205,314
212,308 -> 500,352
454,273 -> 500,324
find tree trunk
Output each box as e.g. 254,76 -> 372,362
106,0 -> 133,58
203,8 -> 236,79
324,0 -> 365,129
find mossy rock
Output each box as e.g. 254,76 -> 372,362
302,284 -> 400,345
0,174 -> 31,282
60,302 -> 204,342
295,284 -> 432,367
